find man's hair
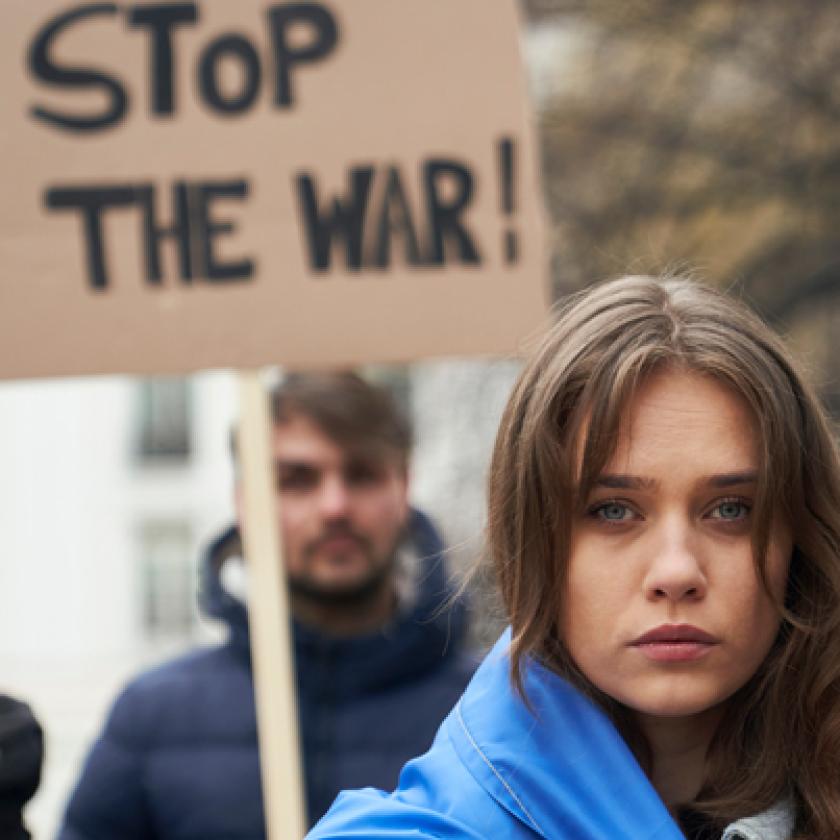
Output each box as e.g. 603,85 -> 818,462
487,274 -> 840,834
269,371 -> 412,464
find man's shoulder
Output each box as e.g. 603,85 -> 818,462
419,648 -> 478,688
354,649 -> 477,731
414,650 -> 478,704
120,643 -> 243,695
105,643 -> 255,747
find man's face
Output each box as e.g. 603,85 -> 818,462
265,413 -> 410,599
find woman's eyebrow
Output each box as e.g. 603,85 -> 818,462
707,470 -> 758,488
595,474 -> 657,490
593,471 -> 758,490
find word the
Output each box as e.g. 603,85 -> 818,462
45,179 -> 253,288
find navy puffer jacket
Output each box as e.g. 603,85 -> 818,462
58,509 -> 475,839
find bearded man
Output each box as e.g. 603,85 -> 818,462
58,372 -> 474,839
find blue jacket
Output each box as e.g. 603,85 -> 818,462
58,510 -> 475,839
308,630 -> 685,839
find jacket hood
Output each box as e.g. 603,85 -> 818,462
198,508 -> 468,696
309,632 -> 792,839
446,629 -> 683,838
308,630 -> 685,840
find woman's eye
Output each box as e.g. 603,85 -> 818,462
593,502 -> 635,522
709,499 -> 750,521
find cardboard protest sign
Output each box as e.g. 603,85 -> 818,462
3,5 -> 546,836
1,0 -> 547,380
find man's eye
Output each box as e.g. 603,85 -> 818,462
708,499 -> 751,521
591,501 -> 636,522
345,463 -> 382,485
278,469 -> 318,491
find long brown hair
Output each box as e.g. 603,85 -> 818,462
487,274 -> 840,836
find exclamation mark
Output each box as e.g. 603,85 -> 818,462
498,137 -> 518,265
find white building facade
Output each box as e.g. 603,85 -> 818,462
0,359 -> 517,837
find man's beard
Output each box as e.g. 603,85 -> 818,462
287,522 -> 402,607
287,557 -> 394,607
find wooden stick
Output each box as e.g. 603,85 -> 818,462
237,370 -> 306,838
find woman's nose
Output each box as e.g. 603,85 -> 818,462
643,519 -> 707,602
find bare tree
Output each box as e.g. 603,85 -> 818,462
522,0 -> 840,410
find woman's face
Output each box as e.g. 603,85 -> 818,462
562,368 -> 791,723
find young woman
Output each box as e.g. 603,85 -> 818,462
308,275 -> 840,839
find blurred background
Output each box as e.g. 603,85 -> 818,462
4,0 -> 840,834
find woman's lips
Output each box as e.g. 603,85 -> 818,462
633,642 -> 715,662
630,624 -> 719,662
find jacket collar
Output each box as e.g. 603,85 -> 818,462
198,509 -> 467,697
447,630 -> 684,839
722,798 -> 795,840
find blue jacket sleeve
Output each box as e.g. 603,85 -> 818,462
309,790 -> 488,840
307,723 -> 530,840
56,684 -> 155,840
307,630 -> 684,840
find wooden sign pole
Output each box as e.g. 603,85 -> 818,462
237,370 -> 306,839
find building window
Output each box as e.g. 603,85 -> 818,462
138,520 -> 196,640
364,364 -> 412,421
136,378 -> 192,460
